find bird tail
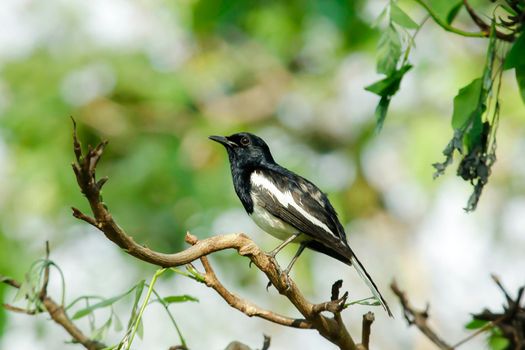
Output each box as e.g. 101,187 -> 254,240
350,254 -> 393,317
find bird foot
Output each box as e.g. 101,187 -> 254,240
281,271 -> 292,292
265,271 -> 292,292
251,250 -> 277,269
263,251 -> 283,272
265,250 -> 278,260
266,280 -> 272,291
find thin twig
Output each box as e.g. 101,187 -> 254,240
491,273 -> 513,305
2,303 -> 36,314
462,0 -> 515,41
391,281 -> 453,350
414,0 -> 485,38
39,241 -> 50,300
452,316 -> 505,348
361,312 -> 374,350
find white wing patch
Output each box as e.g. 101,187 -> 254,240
250,171 -> 337,238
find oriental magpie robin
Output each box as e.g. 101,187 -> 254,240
209,132 -> 392,316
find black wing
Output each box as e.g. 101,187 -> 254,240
251,167 -> 351,258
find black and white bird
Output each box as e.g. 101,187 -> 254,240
209,132 -> 392,316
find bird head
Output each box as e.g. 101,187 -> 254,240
209,132 -> 275,168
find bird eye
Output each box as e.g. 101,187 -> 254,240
240,136 -> 250,146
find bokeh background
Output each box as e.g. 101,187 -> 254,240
0,0 -> 524,349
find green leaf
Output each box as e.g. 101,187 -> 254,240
365,64 -> 412,131
137,318 -> 144,340
92,317 -> 112,341
162,295 -> 199,304
372,6 -> 388,28
185,265 -> 206,283
501,4 -> 518,16
133,280 -> 146,309
126,279 -> 145,329
489,335 -> 509,350
375,96 -> 391,132
446,2 -> 463,24
13,280 -> 30,303
465,318 -> 489,330
391,3 -> 418,29
72,283 -> 140,320
377,25 -> 401,75
426,0 -> 462,24
482,22 -> 497,94
516,65 -> 525,104
463,107 -> 484,151
113,314 -> 123,332
451,78 -> 482,129
504,31 -> 525,70
365,64 -> 412,96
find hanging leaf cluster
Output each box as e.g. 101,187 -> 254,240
367,0 -> 525,211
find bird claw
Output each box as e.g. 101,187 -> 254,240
262,253 -> 293,291
264,252 -> 282,272
265,250 -> 278,261
283,276 -> 291,292
280,271 -> 292,292
266,280 -> 272,291
266,272 -> 292,292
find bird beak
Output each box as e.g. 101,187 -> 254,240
208,135 -> 237,148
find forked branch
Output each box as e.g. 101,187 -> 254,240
69,121 -> 375,350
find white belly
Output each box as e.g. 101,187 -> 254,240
250,203 -> 303,241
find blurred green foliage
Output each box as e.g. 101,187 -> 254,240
0,0 -> 524,347
0,0 -> 378,337
0,0 -> 384,258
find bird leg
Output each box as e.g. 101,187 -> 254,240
250,232 -> 300,270
281,243 -> 307,290
267,233 -> 301,259
264,233 -> 301,291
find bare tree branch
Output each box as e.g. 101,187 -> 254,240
186,234 -> 311,329
42,296 -> 105,350
69,121 -> 368,349
390,281 -> 453,350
